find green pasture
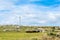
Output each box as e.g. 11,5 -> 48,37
0,32 -> 44,40
0,25 -> 59,40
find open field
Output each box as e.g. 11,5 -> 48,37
0,25 -> 60,40
0,32 -> 45,40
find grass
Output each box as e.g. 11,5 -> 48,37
0,26 -> 59,40
0,32 -> 44,40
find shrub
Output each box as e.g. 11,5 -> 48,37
48,32 -> 56,36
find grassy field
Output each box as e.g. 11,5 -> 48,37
0,25 -> 60,40
0,32 -> 44,40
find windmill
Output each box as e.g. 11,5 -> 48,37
16,16 -> 21,32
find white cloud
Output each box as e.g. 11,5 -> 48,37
38,20 -> 47,23
0,0 -> 60,26
48,13 -> 56,20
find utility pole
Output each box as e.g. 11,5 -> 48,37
17,16 -> 21,28
19,16 -> 21,26
16,16 -> 21,32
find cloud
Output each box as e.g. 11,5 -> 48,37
0,0 -> 60,26
48,13 -> 56,20
38,20 -> 47,24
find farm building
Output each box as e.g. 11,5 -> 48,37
37,28 -> 45,32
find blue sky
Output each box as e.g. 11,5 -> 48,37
0,0 -> 60,26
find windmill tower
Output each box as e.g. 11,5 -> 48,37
17,16 -> 21,28
16,16 -> 21,32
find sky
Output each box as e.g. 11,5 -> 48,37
0,0 -> 60,26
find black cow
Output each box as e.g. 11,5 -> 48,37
26,30 -> 40,33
